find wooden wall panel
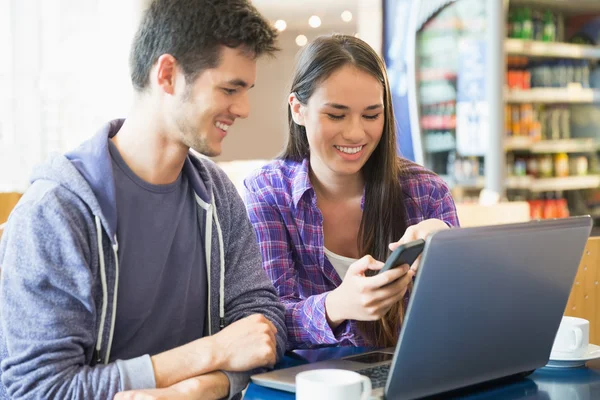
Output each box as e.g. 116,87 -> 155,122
0,193 -> 21,224
564,237 -> 600,345
0,193 -> 22,240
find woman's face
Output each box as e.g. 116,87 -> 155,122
290,64 -> 385,178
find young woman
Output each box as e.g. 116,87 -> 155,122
243,34 -> 459,350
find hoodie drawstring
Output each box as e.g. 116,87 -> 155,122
202,195 -> 214,334
195,191 -> 225,333
211,191 -> 226,330
94,216 -> 108,364
105,240 -> 119,364
94,217 -> 119,365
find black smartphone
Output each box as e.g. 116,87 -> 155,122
377,239 -> 426,275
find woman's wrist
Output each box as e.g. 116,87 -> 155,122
325,289 -> 346,329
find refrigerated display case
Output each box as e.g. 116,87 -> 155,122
385,0 -> 600,225
505,0 -> 600,222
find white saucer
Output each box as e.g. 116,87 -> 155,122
545,343 -> 600,368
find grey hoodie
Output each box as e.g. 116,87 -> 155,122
0,120 -> 286,399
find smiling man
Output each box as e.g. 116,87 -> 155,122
0,1 -> 286,399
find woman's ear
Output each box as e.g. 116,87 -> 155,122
289,93 -> 306,126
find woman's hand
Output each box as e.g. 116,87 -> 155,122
325,255 -> 414,328
388,218 -> 450,273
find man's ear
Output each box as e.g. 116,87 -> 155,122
289,93 -> 306,126
153,54 -> 179,95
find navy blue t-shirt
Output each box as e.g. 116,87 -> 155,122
108,140 -> 207,359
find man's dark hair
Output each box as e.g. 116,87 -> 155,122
130,0 -> 278,91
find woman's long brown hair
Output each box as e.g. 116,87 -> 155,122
280,34 -> 410,347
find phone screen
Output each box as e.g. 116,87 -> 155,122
378,239 -> 425,275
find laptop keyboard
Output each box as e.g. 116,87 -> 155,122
356,364 -> 390,389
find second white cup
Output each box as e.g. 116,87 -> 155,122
296,369 -> 372,400
550,316 -> 590,359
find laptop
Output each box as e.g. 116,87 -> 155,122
251,217 -> 593,399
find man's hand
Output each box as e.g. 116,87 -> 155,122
151,314 -> 276,388
211,314 -> 277,371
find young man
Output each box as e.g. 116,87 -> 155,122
0,1 -> 286,399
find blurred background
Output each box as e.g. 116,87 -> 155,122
2,0 -> 600,232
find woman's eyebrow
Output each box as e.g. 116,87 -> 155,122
324,103 -> 383,110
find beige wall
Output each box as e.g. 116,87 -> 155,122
215,27 -> 356,162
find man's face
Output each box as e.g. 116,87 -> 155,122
173,47 -> 257,157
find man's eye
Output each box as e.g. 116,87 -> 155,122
223,88 -> 237,95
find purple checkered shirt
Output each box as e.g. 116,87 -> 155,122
243,158 -> 459,349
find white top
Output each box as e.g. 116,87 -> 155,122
324,247 -> 358,280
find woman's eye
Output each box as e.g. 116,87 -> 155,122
327,114 -> 344,120
363,114 -> 381,120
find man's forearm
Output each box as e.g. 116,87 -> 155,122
171,371 -> 230,400
151,336 -> 224,388
114,371 -> 230,400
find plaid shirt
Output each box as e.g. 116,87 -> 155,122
243,158 -> 459,349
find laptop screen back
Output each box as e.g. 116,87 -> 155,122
386,217 -> 592,400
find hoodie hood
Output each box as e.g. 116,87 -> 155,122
31,119 -> 213,244
63,119 -> 121,242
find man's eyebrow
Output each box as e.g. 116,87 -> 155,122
227,79 -> 255,89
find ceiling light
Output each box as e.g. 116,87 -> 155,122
296,34 -> 308,47
308,15 -> 321,28
274,20 -> 287,32
341,11 -> 353,22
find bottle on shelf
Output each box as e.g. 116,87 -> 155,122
570,155 -> 589,176
542,10 -> 556,42
522,7 -> 533,40
539,154 -> 554,178
510,8 -> 523,39
554,152 -> 570,178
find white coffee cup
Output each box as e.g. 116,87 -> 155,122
550,316 -> 590,359
296,369 -> 372,400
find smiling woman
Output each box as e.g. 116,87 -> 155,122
289,65 -> 385,172
242,34 -> 459,351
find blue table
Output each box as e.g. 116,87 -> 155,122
243,347 -> 600,399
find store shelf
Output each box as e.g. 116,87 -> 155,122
506,175 -> 600,192
420,116 -> 456,130
504,136 -> 534,151
505,39 -> 600,60
426,144 -> 455,153
506,88 -> 600,103
418,68 -> 457,81
505,137 -> 600,153
510,0 -> 600,14
440,175 -> 485,190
